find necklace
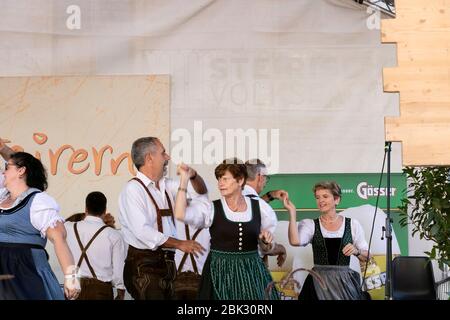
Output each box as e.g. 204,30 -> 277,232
227,197 -> 245,212
320,214 -> 339,223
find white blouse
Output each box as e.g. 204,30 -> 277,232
297,217 -> 368,251
184,196 -> 277,234
0,187 -> 64,238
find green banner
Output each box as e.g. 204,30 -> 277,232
264,173 -> 405,210
263,173 -> 408,255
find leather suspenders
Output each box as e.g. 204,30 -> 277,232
131,177 -> 175,233
74,222 -> 109,279
131,177 -> 203,272
177,225 -> 202,274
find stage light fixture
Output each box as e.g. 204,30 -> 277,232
354,0 -> 395,18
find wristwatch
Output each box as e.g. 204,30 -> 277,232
265,192 -> 275,202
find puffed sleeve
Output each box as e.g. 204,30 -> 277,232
297,219 -> 315,247
351,219 -> 369,251
258,199 -> 277,234
30,192 -> 65,238
166,177 -> 213,229
184,195 -> 213,229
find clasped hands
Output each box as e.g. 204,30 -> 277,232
64,266 -> 81,300
176,162 -> 197,180
258,229 -> 274,252
267,190 -> 297,213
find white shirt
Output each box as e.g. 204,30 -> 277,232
0,187 -> 64,238
175,219 -> 210,274
65,216 -> 126,289
174,192 -> 211,274
297,217 -> 369,251
184,191 -> 277,234
118,171 -> 199,250
242,185 -> 278,235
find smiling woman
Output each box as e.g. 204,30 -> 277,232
0,138 -> 79,300
288,180 -> 371,300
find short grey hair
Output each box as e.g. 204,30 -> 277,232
245,158 -> 266,181
131,137 -> 159,169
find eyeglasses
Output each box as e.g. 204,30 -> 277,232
261,174 -> 271,182
5,163 -> 17,171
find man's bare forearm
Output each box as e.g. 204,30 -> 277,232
190,173 -> 208,194
0,143 -> 14,160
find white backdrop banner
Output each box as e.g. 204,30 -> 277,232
0,0 -> 400,182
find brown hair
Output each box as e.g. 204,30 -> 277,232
65,213 -> 85,223
313,181 -> 342,199
215,158 -> 247,189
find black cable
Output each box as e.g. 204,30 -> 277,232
361,143 -> 388,291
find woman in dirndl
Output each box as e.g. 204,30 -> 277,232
0,139 -> 79,300
174,158 -> 280,300
288,181 -> 370,300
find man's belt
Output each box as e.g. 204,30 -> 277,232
127,245 -> 175,261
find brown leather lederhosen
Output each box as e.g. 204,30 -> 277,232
73,222 -> 114,300
123,177 -> 177,300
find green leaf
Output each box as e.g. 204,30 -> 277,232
431,224 -> 441,237
432,198 -> 442,210
401,166 -> 450,269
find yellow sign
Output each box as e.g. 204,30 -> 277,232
360,255 -> 397,300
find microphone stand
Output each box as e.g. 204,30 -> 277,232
384,141 -> 393,300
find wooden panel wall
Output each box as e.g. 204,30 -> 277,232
382,0 -> 450,166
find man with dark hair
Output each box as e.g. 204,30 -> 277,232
86,191 -> 106,215
65,191 -> 126,300
119,137 -> 207,300
244,159 -> 289,267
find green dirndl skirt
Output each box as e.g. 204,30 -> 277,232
198,249 -> 280,300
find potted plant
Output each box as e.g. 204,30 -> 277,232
399,166 -> 450,271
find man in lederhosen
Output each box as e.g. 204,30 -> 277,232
119,137 -> 207,300
65,191 -> 127,300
